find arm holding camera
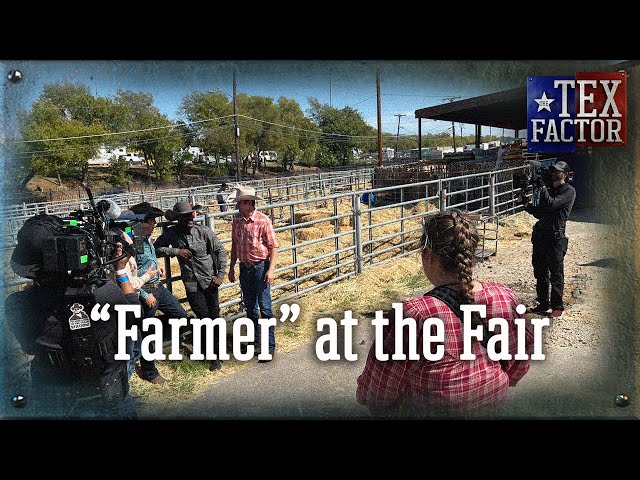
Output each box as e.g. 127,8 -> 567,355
533,184 -> 576,212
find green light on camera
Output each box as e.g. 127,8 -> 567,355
80,255 -> 88,264
69,220 -> 78,226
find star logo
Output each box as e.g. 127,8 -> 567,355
535,92 -> 555,112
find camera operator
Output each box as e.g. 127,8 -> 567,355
517,161 -> 576,318
4,214 -> 141,418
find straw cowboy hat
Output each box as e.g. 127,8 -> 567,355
165,200 -> 202,221
232,185 -> 262,202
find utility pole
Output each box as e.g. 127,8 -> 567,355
394,113 -> 406,159
442,96 -> 461,152
329,73 -> 332,108
376,68 -> 383,166
233,67 -> 241,182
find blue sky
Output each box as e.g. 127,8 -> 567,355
3,59 -> 622,141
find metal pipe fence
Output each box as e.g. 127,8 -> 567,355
3,164 -> 532,322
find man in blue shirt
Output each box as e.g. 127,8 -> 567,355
129,202 -> 189,384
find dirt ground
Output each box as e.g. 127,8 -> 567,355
137,208 -> 637,419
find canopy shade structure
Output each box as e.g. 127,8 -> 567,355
414,87 -> 527,131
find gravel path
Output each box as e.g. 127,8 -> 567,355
178,208 -> 636,419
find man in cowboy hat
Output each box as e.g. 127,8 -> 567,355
155,200 -> 227,371
5,214 -> 139,418
125,202 -> 190,384
228,185 -> 279,362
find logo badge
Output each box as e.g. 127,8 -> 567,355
527,72 -> 626,154
69,302 -> 91,330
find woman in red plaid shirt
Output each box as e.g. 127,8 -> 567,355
356,210 -> 534,416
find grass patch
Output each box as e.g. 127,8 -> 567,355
380,288 -> 400,301
134,209 -> 535,416
404,272 -> 429,290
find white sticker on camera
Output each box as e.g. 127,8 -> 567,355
69,303 -> 91,330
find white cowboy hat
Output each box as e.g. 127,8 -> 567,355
233,185 -> 262,202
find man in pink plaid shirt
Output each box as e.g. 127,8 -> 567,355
357,210 -> 534,416
228,185 -> 279,362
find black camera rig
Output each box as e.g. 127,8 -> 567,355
513,160 -> 573,205
42,186 -> 145,286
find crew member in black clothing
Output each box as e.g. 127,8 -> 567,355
4,214 -> 140,418
518,160 -> 576,318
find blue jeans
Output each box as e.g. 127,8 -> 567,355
128,285 -> 188,381
239,260 -> 275,353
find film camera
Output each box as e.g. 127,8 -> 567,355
513,160 -> 573,201
42,189 -> 145,283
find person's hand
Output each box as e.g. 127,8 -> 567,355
265,268 -> 275,284
211,276 -> 223,286
178,249 -> 193,260
145,294 -> 157,308
228,268 -> 236,283
114,242 -> 131,270
146,267 -> 159,279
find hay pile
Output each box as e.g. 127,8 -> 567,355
157,202 -> 525,323
497,212 -> 536,246
134,207 -> 540,415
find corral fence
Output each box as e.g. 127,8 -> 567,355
3,164 -> 531,321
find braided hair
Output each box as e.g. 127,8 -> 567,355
421,209 -> 482,329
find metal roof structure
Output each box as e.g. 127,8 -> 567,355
414,87 -> 527,131
413,61 -> 638,132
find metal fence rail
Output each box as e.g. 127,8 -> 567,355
3,164 -> 532,322
1,169 -> 374,249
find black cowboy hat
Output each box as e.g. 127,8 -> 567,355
129,202 -> 165,219
11,214 -> 65,279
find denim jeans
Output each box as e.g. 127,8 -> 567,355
128,285 -> 188,381
239,260 -> 275,353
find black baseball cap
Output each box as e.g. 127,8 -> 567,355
551,161 -> 570,172
11,214 -> 65,279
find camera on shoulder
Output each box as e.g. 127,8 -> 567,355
41,190 -> 145,282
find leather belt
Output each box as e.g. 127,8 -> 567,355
241,259 -> 267,267
142,283 -> 160,289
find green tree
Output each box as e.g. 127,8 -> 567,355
237,94 -> 281,175
110,90 -> 179,181
108,156 -> 131,185
307,98 -> 375,165
173,149 -> 193,186
19,91 -> 107,186
179,90 -> 235,165
276,97 -> 320,170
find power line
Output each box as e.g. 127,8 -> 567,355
12,114 -> 236,144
